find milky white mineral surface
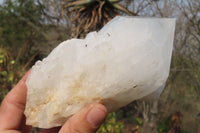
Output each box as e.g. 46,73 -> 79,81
24,16 -> 176,128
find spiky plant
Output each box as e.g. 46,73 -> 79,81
62,0 -> 134,38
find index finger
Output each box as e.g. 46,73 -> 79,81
0,70 -> 31,130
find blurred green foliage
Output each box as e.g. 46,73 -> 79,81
0,48 -> 15,101
157,114 -> 172,133
0,0 -> 47,102
0,0 -> 47,62
98,112 -> 124,133
157,114 -> 190,133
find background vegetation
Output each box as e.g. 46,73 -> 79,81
0,0 -> 199,133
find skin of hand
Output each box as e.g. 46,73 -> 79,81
0,70 -> 108,133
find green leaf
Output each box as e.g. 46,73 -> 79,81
8,71 -> 14,82
0,71 -> 7,76
10,60 -> 15,64
0,59 -> 3,64
108,0 -> 121,3
65,0 -> 94,9
135,117 -> 143,126
0,54 -> 4,59
113,3 -> 135,16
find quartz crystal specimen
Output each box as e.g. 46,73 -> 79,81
24,16 -> 176,128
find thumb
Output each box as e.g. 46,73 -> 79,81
59,103 -> 107,133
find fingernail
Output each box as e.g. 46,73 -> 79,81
87,106 -> 107,127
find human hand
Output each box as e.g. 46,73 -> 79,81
0,70 -> 107,133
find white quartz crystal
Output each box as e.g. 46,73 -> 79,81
24,16 -> 176,128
